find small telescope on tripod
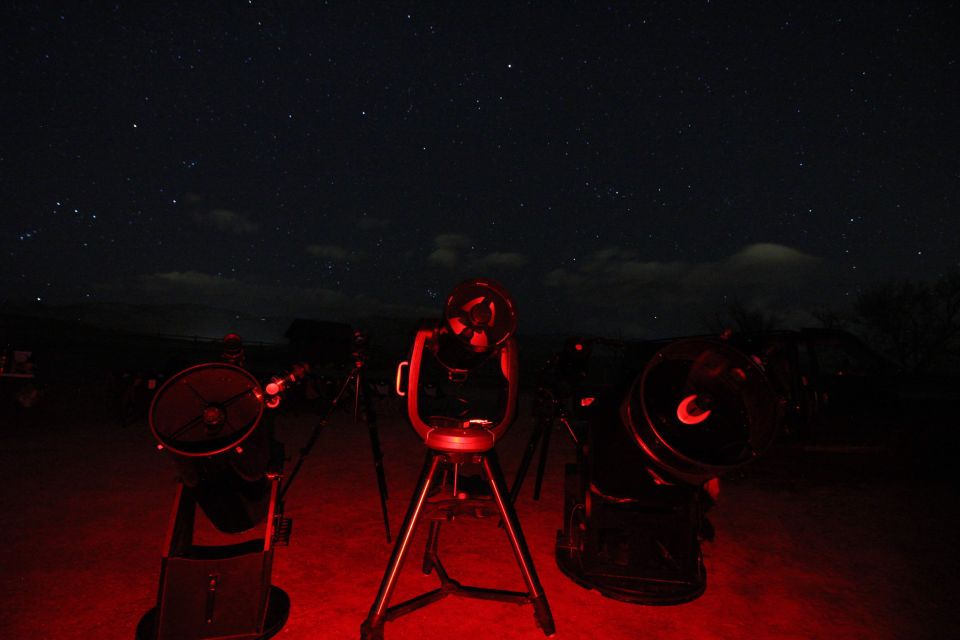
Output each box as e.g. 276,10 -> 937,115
362,278 -> 555,639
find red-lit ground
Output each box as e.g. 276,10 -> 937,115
1,386 -> 957,639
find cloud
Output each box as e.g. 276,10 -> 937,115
545,248 -> 685,294
428,248 -> 460,268
728,242 -> 819,267
435,233 -> 471,248
473,252 -> 529,269
426,234 -> 528,271
544,242 -> 824,335
134,271 -> 344,313
150,270 -> 227,289
193,209 -> 259,234
85,270 -> 441,342
428,233 -> 471,267
107,270 -> 438,325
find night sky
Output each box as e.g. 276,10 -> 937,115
3,2 -> 958,340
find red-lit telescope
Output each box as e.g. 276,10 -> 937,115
556,336 -> 782,605
362,278 -> 554,639
139,357 -> 304,640
624,338 -> 779,485
149,362 -> 273,531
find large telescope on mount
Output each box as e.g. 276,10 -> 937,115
552,335 -> 782,603
138,337 -> 306,640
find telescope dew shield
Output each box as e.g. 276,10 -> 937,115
622,338 -> 780,485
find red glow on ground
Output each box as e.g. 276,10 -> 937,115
1,388 -> 953,639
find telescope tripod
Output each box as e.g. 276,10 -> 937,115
280,361 -> 391,542
361,445 -> 555,639
509,389 -> 580,504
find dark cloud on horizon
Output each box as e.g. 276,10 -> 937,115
427,233 -> 529,274
72,240 -> 839,340
542,242 -> 830,337
94,269 -> 434,324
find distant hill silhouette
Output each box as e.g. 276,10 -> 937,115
1,303 -> 579,386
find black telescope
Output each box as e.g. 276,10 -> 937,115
555,335 -> 782,604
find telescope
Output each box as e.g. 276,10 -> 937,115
362,278 -> 555,639
282,320 -> 391,543
550,335 -> 782,603
137,335 -> 306,640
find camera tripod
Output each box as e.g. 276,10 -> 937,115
280,354 -> 391,543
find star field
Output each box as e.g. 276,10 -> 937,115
2,2 -> 958,338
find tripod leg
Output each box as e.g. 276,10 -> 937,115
357,372 -> 392,543
483,451 -> 556,637
421,520 -> 441,574
509,415 -> 548,505
421,465 -> 451,573
362,452 -> 441,639
532,416 -> 553,501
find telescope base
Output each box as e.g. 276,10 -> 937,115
137,480 -> 289,639
361,449 -> 555,638
555,463 -> 707,605
136,586 -> 289,640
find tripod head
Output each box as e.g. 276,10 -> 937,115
351,329 -> 369,368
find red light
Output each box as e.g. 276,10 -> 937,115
574,343 -> 583,352
580,397 -> 595,407
395,361 -> 409,397
645,467 -> 669,485
704,477 -> 721,500
265,381 -> 281,396
676,394 -> 711,425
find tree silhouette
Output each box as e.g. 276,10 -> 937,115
709,298 -> 783,334
812,307 -> 848,331
854,271 -> 960,372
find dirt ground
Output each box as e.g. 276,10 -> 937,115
1,383 -> 957,639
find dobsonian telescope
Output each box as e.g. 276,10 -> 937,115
542,335 -> 782,603
137,335 -> 306,640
